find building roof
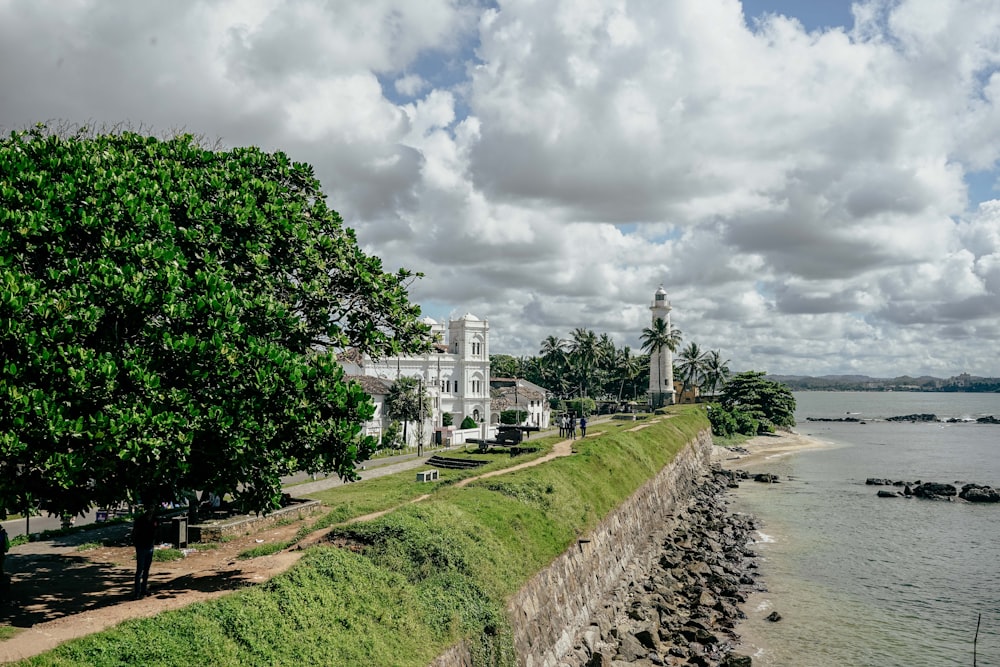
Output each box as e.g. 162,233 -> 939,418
458,312 -> 480,321
344,374 -> 392,396
336,348 -> 363,363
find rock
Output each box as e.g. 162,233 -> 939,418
618,633 -> 648,661
866,478 -> 892,485
634,628 -> 658,650
877,490 -> 900,498
721,655 -> 753,666
913,482 -> 957,499
765,611 -> 782,622
585,652 -> 613,667
753,473 -> 780,483
886,413 -> 937,422
960,484 -> 1000,502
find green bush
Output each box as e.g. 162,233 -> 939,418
732,409 -> 760,436
707,405 -> 737,437
459,416 -> 478,430
499,410 -> 527,425
442,412 -> 454,427
566,398 -> 596,416
381,421 -> 403,450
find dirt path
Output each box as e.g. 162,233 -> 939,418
0,436 -> 581,662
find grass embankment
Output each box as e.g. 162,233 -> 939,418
18,407 -> 709,667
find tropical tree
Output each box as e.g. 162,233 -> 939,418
718,371 -> 796,433
676,342 -> 709,399
383,376 -> 431,449
489,354 -> 519,378
616,345 -> 643,401
538,335 -> 568,392
702,350 -> 732,396
0,126 -> 428,518
640,318 -> 682,407
569,328 -> 599,397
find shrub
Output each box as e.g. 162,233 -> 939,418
381,421 -> 403,450
566,398 -> 596,416
442,412 -> 453,427
732,409 -> 760,436
708,405 -> 738,437
459,416 -> 478,430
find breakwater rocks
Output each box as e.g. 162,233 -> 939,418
561,469 -> 760,667
867,478 -> 1000,502
807,413 -> 1000,424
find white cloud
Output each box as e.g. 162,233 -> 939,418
3,0 -> 1000,377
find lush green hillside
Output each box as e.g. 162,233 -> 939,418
19,408 -> 709,667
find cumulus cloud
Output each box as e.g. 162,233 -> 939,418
3,0 -> 1000,376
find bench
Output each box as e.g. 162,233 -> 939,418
416,469 -> 439,482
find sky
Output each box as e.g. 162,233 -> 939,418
3,0 -> 1000,378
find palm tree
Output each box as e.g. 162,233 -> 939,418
569,328 -> 599,397
676,342 -> 709,401
702,350 -> 731,397
640,318 -> 682,406
538,335 -> 568,393
616,345 -> 643,401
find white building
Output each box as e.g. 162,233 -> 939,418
338,313 -> 492,447
647,285 -> 676,407
490,377 -> 551,429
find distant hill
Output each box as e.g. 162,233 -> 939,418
766,373 -> 1000,392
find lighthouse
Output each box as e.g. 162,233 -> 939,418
647,286 -> 676,407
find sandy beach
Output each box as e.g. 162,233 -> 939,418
712,429 -> 832,468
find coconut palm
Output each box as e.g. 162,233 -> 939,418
616,345 -> 643,401
538,335 -> 568,392
702,350 -> 731,397
676,342 -> 709,400
569,328 -> 600,397
640,318 -> 682,406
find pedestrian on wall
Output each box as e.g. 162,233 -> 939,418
132,509 -> 158,600
580,415 -> 587,438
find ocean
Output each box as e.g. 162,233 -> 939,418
729,391 -> 1000,666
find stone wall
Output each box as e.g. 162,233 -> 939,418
431,427 -> 714,666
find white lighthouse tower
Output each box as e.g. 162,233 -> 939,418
647,285 -> 675,408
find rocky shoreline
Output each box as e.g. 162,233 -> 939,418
560,468 -> 762,667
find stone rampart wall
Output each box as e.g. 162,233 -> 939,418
431,427 -> 714,666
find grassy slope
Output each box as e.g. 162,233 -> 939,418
20,407 -> 709,667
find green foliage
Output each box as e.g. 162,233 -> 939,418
459,416 -> 478,430
0,125 -> 429,517
498,410 -> 527,425
566,398 -> 596,416
488,354 -> 518,379
707,405 -> 758,437
442,412 -> 454,427
707,405 -> 738,437
381,421 -> 403,450
151,548 -> 185,562
237,542 -> 287,560
719,371 -> 796,434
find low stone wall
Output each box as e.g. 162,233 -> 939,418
188,499 -> 324,542
508,429 -> 713,666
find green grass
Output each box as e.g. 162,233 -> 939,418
74,542 -> 103,552
237,542 -> 288,560
0,626 -> 20,641
17,408 -> 708,667
151,548 -> 185,562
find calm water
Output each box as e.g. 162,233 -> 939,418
731,391 -> 1000,666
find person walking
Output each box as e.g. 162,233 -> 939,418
568,414 -> 577,440
580,415 -> 588,438
558,414 -> 566,438
132,510 -> 158,600
0,524 -> 9,576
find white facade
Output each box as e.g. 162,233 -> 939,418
647,286 -> 676,406
339,313 -> 491,447
490,378 -> 551,429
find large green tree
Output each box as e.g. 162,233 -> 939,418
718,371 -> 796,433
0,126 -> 428,517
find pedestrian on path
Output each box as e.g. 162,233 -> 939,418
568,414 -> 577,440
580,415 -> 587,438
132,510 -> 158,600
0,524 -> 9,576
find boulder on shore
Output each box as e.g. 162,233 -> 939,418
912,482 -> 957,499
960,483 -> 1000,503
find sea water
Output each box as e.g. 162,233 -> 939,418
730,391 -> 1000,666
